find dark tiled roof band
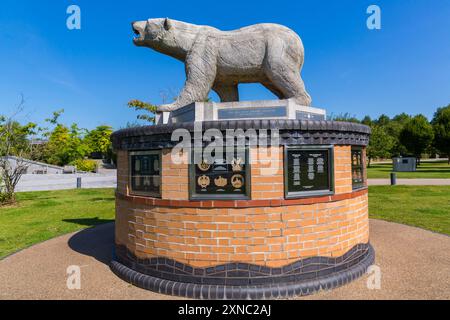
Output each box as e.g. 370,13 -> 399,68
110,243 -> 375,299
111,120 -> 371,150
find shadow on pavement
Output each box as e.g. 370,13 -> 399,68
67,222 -> 115,265
63,218 -> 114,227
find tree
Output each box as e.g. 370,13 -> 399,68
392,113 -> 411,124
432,104 -> 450,164
385,113 -> 411,157
375,114 -> 390,126
44,123 -> 90,166
84,125 -> 113,158
399,115 -> 434,164
365,114 -> 411,158
329,113 -> 360,123
0,99 -> 37,204
127,100 -> 158,124
127,92 -> 212,124
44,124 -> 71,165
366,125 -> 395,166
45,109 -> 64,126
361,116 -> 372,126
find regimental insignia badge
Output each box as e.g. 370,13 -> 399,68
214,176 -> 228,187
198,161 -> 211,172
198,175 -> 210,189
231,174 -> 244,189
231,158 -> 243,172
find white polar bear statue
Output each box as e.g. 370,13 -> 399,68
132,18 -> 312,112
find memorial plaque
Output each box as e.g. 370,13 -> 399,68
190,148 -> 250,200
351,147 -> 365,189
130,151 -> 162,197
218,106 -> 287,120
296,111 -> 326,121
285,146 -> 333,198
170,104 -> 196,123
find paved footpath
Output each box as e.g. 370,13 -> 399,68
369,179 -> 450,186
15,173 -> 117,192
1,220 -> 449,300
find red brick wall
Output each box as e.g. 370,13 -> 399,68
334,146 -> 353,194
115,146 -> 369,268
161,149 -> 189,200
116,151 -> 129,195
250,146 -> 284,199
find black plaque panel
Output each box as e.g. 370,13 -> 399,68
130,151 -> 161,197
352,147 -> 365,189
285,146 -> 333,198
190,148 -> 249,199
218,106 -> 287,120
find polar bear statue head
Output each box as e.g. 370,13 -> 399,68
132,18 -> 173,47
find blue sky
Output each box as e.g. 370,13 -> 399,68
0,0 -> 449,130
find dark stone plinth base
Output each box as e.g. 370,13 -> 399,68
110,244 -> 375,300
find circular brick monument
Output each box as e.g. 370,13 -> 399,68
110,119 -> 374,299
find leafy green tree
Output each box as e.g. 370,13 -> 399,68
45,109 -> 64,126
361,116 -> 372,126
44,124 -> 71,165
0,102 -> 37,204
68,123 -> 91,161
84,125 -> 113,157
365,114 -> 410,157
392,113 -> 411,124
399,115 -> 434,164
385,114 -> 411,157
71,159 -> 97,172
127,100 -> 158,124
329,113 -> 360,123
367,125 -> 395,166
375,114 -> 390,126
0,120 -> 36,155
432,104 -> 450,164
44,123 -> 90,166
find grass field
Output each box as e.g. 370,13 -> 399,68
0,186 -> 449,259
369,186 -> 450,235
0,189 -> 115,258
367,160 -> 450,179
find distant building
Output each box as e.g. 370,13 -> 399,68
29,139 -> 48,146
0,156 -> 65,174
393,157 -> 417,172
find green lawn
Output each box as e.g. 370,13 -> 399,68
369,185 -> 450,235
0,186 -> 449,259
367,160 -> 450,179
0,189 -> 115,258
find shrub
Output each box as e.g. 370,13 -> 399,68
71,159 -> 97,173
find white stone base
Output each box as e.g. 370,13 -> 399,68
155,99 -> 326,125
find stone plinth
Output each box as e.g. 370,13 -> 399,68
110,120 -> 374,299
155,99 -> 326,125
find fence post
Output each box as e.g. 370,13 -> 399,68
390,172 -> 397,186
77,177 -> 82,189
